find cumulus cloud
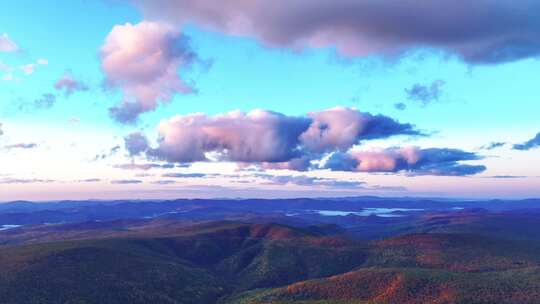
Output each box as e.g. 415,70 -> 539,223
132,0 -> 540,64
140,107 -> 419,164
54,72 -> 89,96
405,80 -> 445,106
513,132 -> 540,150
149,109 -> 311,163
300,107 -> 420,152
323,146 -> 486,176
101,21 -> 198,123
0,34 -> 18,52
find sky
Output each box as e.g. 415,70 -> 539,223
0,0 -> 539,201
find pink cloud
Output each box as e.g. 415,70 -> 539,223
101,21 -> 197,123
54,72 -> 88,96
0,34 -> 18,52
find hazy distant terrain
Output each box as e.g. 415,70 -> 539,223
0,197 -> 540,303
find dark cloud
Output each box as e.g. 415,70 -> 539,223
323,147 -> 486,176
132,0 -> 540,64
513,132 -> 540,150
110,179 -> 143,184
405,80 -> 445,106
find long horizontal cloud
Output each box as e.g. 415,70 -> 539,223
257,174 -> 364,188
0,178 -> 54,184
133,0 -> 540,64
101,21 -> 198,123
4,143 -> 38,149
513,132 -> 540,150
126,107 -> 421,163
323,147 -> 486,176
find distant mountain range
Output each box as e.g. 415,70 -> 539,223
0,197 -> 540,303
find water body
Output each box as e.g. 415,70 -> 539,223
315,208 -> 424,217
0,225 -> 22,231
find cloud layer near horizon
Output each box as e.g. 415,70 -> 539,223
133,0 -> 540,64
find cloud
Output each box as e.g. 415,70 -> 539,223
124,132 -> 149,156
34,93 -> 56,109
323,146 -> 486,176
394,102 -> 407,111
19,59 -> 48,76
151,180 -> 177,185
0,178 -> 54,184
300,107 -> 421,153
142,107 -> 420,164
101,21 -> 198,124
93,145 -> 121,161
480,142 -> 506,150
513,132 -> 540,150
113,163 -> 174,170
77,178 -> 102,183
405,80 -> 445,106
161,172 -> 208,178
4,143 -> 38,149
110,179 -> 143,184
132,0 -> 540,64
257,174 -> 364,188
0,34 -> 18,52
148,109 -> 311,163
54,72 -> 88,96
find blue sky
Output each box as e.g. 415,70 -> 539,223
1,0 -> 539,201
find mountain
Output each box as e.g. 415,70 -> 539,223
1,198 -> 540,303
